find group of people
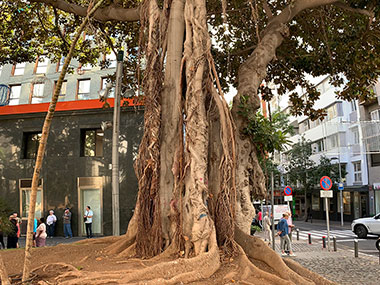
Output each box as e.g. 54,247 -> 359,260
0,206 -> 94,250
258,210 -> 296,257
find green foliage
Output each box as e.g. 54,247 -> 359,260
0,197 -> 12,234
244,110 -> 294,161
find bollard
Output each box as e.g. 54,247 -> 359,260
354,239 -> 358,258
322,236 -> 326,249
333,236 -> 337,252
296,229 -> 299,241
308,233 -> 312,244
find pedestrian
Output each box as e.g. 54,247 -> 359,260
277,213 -> 295,256
63,208 -> 73,238
7,215 -> 18,249
12,212 -> 21,248
33,217 -> 38,247
84,206 -> 93,238
263,211 -> 272,246
46,210 -> 57,238
257,208 -> 263,229
287,211 -> 295,241
35,217 -> 47,247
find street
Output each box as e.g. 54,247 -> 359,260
294,220 -> 380,257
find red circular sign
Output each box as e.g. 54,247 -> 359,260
320,176 -> 332,190
284,186 -> 292,196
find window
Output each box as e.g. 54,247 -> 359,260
351,127 -> 360,144
77,79 -> 91,100
20,179 -> 43,219
342,191 -> 351,214
299,120 -> 310,133
35,57 -> 48,74
54,80 -> 67,101
327,134 -> 339,149
350,100 -> 357,112
22,132 -> 42,159
81,129 -> 104,157
326,103 -> 343,120
9,85 -> 22,105
13,63 -> 26,76
0,65 -> 2,77
370,109 -> 380,121
101,77 -> 114,98
312,139 -> 325,153
31,83 -> 45,104
312,194 -> 320,211
371,154 -> 380,167
353,161 -> 362,182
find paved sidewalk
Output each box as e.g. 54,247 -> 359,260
2,236 -> 88,249
256,231 -> 380,285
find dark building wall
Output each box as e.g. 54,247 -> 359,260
0,107 -> 143,236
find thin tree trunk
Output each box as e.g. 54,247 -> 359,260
22,1 -> 105,281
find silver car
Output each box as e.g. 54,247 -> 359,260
351,213 -> 380,238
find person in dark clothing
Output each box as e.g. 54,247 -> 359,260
0,230 -> 5,249
7,216 -> 18,249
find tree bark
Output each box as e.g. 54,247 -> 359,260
22,1 -> 105,281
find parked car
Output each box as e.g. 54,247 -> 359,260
351,213 -> 380,238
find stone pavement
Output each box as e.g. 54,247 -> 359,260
256,231 -> 380,285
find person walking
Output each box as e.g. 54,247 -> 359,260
263,211 -> 272,246
277,213 -> 295,257
63,208 -> 73,238
35,217 -> 47,247
46,210 -> 57,238
84,206 -> 93,238
257,208 -> 263,229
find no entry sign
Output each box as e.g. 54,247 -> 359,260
284,186 -> 292,196
320,176 -> 332,190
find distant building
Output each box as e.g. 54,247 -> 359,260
0,56 -> 143,236
269,76 -> 380,221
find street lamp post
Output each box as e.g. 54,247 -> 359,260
331,156 -> 344,227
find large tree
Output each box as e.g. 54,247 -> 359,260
1,0 -> 379,284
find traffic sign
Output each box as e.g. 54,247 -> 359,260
338,182 -> 344,191
320,190 -> 333,198
284,195 -> 293,202
284,186 -> 292,196
320,176 -> 332,190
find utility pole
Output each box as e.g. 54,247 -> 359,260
268,101 -> 275,250
112,50 -> 123,236
338,146 -> 344,227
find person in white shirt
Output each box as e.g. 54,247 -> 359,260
84,206 -> 93,238
46,210 -> 57,238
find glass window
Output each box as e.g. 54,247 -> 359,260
351,101 -> 357,112
370,109 -> 380,121
19,179 -> 43,219
371,154 -> 380,167
327,134 -> 339,149
343,191 -> 351,214
23,132 -> 42,159
101,77 -> 114,98
81,129 -> 104,157
36,57 -> 49,74
312,194 -> 320,211
54,80 -> 67,101
77,79 -> 91,100
31,83 -> 45,104
351,127 -> 360,144
13,63 -> 26,76
353,161 -> 362,182
58,57 -> 65,72
9,85 -> 22,105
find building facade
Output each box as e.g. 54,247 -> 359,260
0,56 -> 143,236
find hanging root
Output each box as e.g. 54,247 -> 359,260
56,226 -> 220,285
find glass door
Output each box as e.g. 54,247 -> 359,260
80,188 -> 102,235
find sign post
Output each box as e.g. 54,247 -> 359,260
284,186 -> 293,209
320,176 -> 333,251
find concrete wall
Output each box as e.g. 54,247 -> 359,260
0,107 -> 143,236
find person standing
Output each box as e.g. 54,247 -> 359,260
63,208 -> 73,238
7,215 -> 18,249
257,208 -> 263,229
277,213 -> 295,256
46,210 -> 57,238
263,211 -> 272,245
84,206 -> 93,238
35,217 -> 47,247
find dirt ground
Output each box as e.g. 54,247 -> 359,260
0,237 -> 320,285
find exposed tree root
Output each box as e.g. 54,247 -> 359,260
56,226 -> 220,284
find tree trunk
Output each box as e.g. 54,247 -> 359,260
22,1 -> 105,281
